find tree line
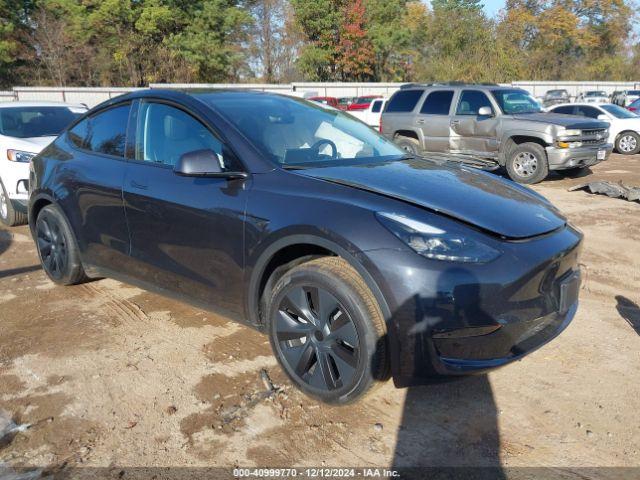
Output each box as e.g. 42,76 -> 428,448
0,0 -> 638,89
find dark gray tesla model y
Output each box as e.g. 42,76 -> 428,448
28,89 -> 582,403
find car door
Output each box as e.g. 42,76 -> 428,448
62,103 -> 132,272
449,89 -> 500,158
122,100 -> 249,317
415,90 -> 454,152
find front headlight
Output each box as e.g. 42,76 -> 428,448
376,212 -> 501,264
560,129 -> 581,137
7,149 -> 37,163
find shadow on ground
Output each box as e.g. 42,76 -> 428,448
615,295 -> 640,335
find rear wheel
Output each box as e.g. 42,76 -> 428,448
615,132 -> 640,155
266,257 -> 388,404
35,204 -> 87,285
506,142 -> 549,184
0,180 -> 27,227
394,135 -> 420,155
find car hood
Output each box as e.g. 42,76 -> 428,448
5,136 -> 57,153
296,158 -> 566,239
513,112 -> 609,129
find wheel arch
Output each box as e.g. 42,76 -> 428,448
500,134 -> 550,164
393,129 -> 420,142
614,129 -> 639,144
28,192 -> 55,234
247,234 -> 391,331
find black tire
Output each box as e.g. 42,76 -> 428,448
615,131 -> 640,155
266,257 -> 388,404
394,135 -> 420,155
35,204 -> 88,285
0,179 -> 27,227
505,142 -> 549,184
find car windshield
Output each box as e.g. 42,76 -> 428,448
547,90 -> 567,98
491,90 -> 542,114
586,91 -> 607,97
355,97 -> 375,104
629,90 -> 640,96
601,104 -> 639,119
0,106 -> 83,138
204,93 -> 405,167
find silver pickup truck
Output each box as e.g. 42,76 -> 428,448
381,83 -> 613,184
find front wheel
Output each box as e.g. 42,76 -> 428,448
505,143 -> 549,184
615,132 -> 640,155
35,204 -> 88,285
0,179 -> 27,227
266,257 -> 388,404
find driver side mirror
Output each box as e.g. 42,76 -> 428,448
174,149 -> 247,179
478,106 -> 494,117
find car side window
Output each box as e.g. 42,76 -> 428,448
68,104 -> 130,157
575,106 -> 600,119
136,102 -> 227,168
456,90 -> 493,115
386,90 -> 424,113
420,91 -> 454,115
371,100 -> 383,113
552,106 -> 575,115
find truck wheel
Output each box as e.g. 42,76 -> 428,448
394,135 -> 420,155
266,257 -> 388,404
506,143 -> 549,184
0,179 -> 27,227
615,132 -> 640,155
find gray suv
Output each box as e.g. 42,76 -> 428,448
381,84 -> 613,184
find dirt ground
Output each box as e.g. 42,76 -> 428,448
1,154 -> 639,478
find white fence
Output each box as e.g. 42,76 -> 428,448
3,81 -> 640,106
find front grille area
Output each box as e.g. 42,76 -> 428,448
580,128 -> 608,144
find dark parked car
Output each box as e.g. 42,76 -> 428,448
29,89 -> 583,404
542,89 -> 571,107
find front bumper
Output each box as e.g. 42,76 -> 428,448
546,143 -> 612,170
359,224 -> 583,387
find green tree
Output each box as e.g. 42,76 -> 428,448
169,0 -> 252,82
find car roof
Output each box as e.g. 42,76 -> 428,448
0,101 -> 87,109
398,83 -> 508,91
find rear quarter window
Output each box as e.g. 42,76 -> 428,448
385,90 -> 424,113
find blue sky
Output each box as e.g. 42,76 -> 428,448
482,0 -> 506,17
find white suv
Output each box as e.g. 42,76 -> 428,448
0,102 -> 86,226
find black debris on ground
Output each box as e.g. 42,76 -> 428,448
569,181 -> 640,202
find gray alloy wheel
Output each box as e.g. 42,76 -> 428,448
616,132 -> 640,155
506,142 -> 549,184
0,187 -> 7,221
0,179 -> 27,226
513,152 -> 539,178
275,285 -> 360,391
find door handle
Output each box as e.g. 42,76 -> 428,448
450,120 -> 461,126
416,119 -> 426,125
130,180 -> 148,190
